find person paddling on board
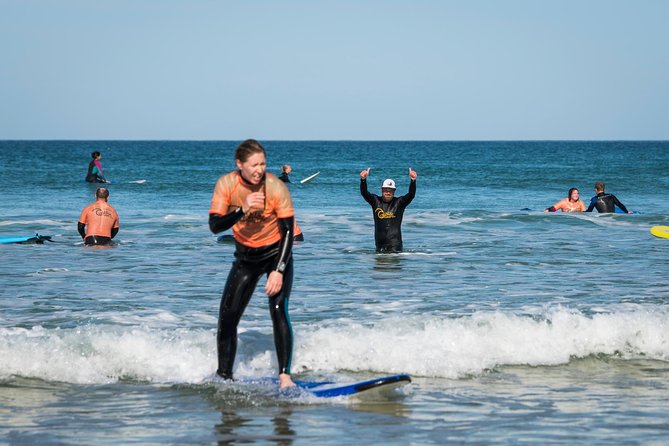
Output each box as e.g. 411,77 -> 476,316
85,151 -> 108,183
360,167 -> 417,253
544,188 -> 586,212
585,182 -> 632,213
209,139 -> 296,388
77,187 -> 119,245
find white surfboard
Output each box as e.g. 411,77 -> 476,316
300,171 -> 320,184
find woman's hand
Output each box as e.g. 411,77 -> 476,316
265,271 -> 284,296
243,192 -> 265,213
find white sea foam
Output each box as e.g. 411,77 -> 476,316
295,306 -> 669,378
163,214 -> 200,221
2,307 -> 668,385
0,219 -> 65,227
0,325 -> 215,384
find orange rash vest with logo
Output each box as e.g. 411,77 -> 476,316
78,201 -> 120,237
209,171 -> 295,248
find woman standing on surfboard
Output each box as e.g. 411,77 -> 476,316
208,139 -> 296,388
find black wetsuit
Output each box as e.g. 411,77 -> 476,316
85,160 -> 105,183
360,179 -> 416,252
209,211 -> 294,380
77,223 -> 117,245
279,172 -> 290,183
586,192 -> 629,213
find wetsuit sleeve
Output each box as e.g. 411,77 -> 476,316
77,222 -> 86,239
407,179 -> 416,201
585,197 -> 596,212
398,179 -> 417,207
111,227 -> 119,238
612,195 -> 629,213
209,208 -> 244,234
360,179 -> 375,205
274,216 -> 294,273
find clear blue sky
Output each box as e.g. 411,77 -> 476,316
1,0 -> 667,140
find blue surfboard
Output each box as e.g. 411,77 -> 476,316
0,234 -> 52,244
258,374 -> 410,398
614,206 -> 638,214
298,374 -> 411,397
238,374 -> 411,398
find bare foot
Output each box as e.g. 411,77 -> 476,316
279,373 -> 295,388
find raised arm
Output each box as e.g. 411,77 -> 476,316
359,168 -> 375,205
400,168 -> 417,205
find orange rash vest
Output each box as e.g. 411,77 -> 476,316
209,171 -> 294,248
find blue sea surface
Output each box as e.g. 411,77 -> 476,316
1,140 -> 669,445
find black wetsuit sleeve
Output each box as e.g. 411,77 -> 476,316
111,227 -> 119,239
612,195 -> 629,213
77,222 -> 86,239
274,216 -> 294,273
405,179 -> 417,203
360,179 -> 375,205
209,208 -> 244,234
585,197 -> 596,212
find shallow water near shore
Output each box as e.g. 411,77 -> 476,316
1,140 -> 669,444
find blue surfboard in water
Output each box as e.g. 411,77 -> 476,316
0,234 -> 52,244
258,374 -> 411,398
237,374 -> 412,398
614,206 -> 639,214
297,374 -> 411,397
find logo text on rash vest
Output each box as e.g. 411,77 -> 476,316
375,208 -> 395,219
93,207 -> 113,218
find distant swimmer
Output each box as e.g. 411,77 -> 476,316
586,181 -> 632,214
85,151 -> 108,183
544,188 -> 586,212
208,139 -> 296,388
360,167 -> 417,253
78,187 -> 119,245
279,164 -> 292,183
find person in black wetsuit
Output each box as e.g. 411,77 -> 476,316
85,151 -> 107,183
360,167 -> 417,252
586,181 -> 632,214
279,164 -> 291,183
208,139 -> 296,388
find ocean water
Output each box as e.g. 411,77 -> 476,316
1,140 -> 668,445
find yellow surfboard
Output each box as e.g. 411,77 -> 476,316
650,226 -> 669,239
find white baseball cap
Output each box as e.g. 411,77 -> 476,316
382,179 -> 396,189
